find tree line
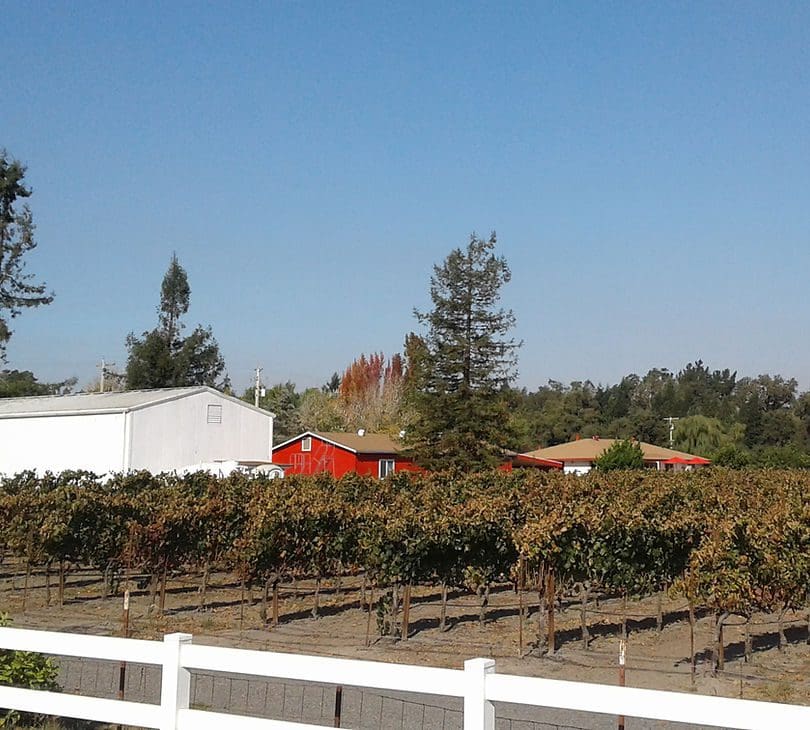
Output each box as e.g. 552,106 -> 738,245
250,359 -> 810,466
3,149 -> 810,469
508,363 -> 810,465
0,468 -> 808,673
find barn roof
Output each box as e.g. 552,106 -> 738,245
0,386 -> 275,419
275,431 -> 403,455
523,437 -> 709,464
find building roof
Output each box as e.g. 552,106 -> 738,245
0,386 -> 275,419
275,430 -> 403,455
276,433 -> 566,467
523,438 -> 710,464
501,448 -> 563,470
511,454 -> 563,469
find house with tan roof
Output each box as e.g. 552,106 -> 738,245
523,436 -> 710,475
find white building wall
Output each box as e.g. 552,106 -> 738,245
127,392 -> 272,473
563,461 -> 593,475
0,413 -> 126,476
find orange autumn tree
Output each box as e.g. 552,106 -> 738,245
337,352 -> 407,434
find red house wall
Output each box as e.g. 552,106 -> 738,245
273,435 -> 422,478
273,437 -> 358,476
355,454 -> 423,477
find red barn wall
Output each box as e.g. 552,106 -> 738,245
274,435 -> 422,478
273,437 -> 358,476
355,454 -> 423,477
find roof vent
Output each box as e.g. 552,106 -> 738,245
357,428 -> 365,437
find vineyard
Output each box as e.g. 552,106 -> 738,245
1,468 -> 809,685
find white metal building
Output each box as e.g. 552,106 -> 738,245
0,387 -> 275,476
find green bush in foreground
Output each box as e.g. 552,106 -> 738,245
0,614 -> 60,728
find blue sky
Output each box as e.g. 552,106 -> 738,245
3,2 -> 809,393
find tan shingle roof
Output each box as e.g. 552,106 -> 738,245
524,438 -> 709,463
315,432 -> 403,454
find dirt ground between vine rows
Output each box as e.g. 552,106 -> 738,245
2,564 -> 809,707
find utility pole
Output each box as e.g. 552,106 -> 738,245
254,366 -> 263,408
664,417 -> 679,447
97,359 -> 115,393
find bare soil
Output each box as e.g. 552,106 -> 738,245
3,563 -> 809,706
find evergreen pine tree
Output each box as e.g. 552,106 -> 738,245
159,252 -> 190,345
0,151 -> 53,361
405,232 -> 519,471
126,255 -> 227,389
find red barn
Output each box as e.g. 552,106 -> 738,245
273,431 -> 422,478
273,430 -> 561,478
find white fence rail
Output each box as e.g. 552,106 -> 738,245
0,627 -> 808,730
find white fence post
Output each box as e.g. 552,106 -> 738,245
160,632 -> 192,730
463,658 -> 495,730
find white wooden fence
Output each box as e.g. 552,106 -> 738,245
0,627 -> 808,730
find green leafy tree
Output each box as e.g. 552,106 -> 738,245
593,439 -> 644,470
126,255 -> 227,389
298,387 -> 342,431
406,232 -> 520,471
0,151 -> 53,362
751,445 -> 810,468
674,361 -> 737,420
243,380 -> 303,443
0,369 -> 76,398
673,415 -> 744,456
711,444 -> 752,468
792,391 -> 810,449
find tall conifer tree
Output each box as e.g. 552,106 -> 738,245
159,253 -> 190,346
0,151 -> 53,361
406,232 -> 519,471
126,255 -> 227,389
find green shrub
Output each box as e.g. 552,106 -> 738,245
0,614 -> 60,728
711,444 -> 752,468
752,445 -> 810,468
593,439 -> 644,470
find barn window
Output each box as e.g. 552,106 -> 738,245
301,436 -> 312,452
378,459 -> 395,478
206,404 -> 223,424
